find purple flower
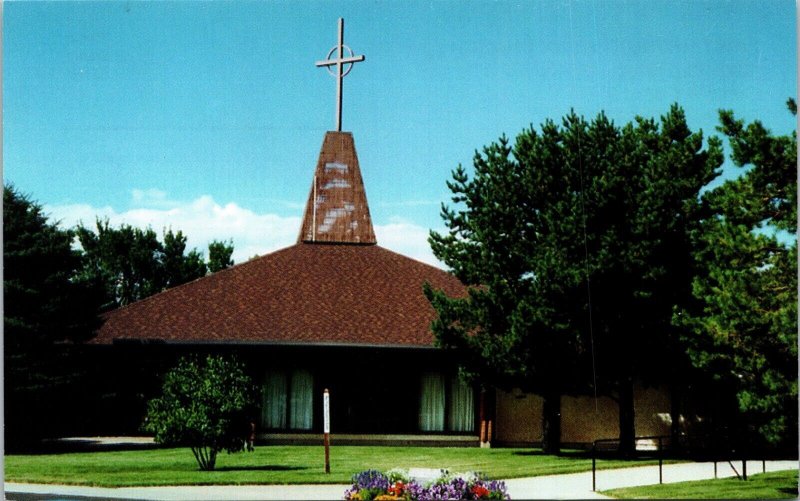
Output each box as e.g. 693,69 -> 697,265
412,477 -> 472,500
406,480 -> 426,500
343,469 -> 511,501
343,486 -> 359,500
352,469 -> 390,491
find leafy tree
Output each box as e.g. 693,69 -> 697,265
76,220 -> 232,309
162,229 -> 207,286
208,239 -> 235,273
143,355 -> 256,471
76,220 -> 163,308
426,106 -> 721,453
678,100 -> 797,447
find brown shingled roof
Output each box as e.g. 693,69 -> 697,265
92,244 -> 465,347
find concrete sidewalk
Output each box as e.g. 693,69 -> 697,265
5,460 -> 797,500
503,459 -> 798,499
4,482 -> 350,500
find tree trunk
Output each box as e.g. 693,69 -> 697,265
541,390 -> 561,454
618,377 -> 636,456
192,446 -> 218,470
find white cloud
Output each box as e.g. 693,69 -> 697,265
376,199 -> 440,208
374,216 -> 444,269
45,192 -> 300,264
44,191 -> 445,268
130,188 -> 177,209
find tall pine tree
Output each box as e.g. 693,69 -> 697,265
678,100 -> 797,447
4,186 -> 103,448
427,106 -> 721,453
4,185 -> 101,346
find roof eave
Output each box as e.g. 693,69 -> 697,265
109,338 -> 438,350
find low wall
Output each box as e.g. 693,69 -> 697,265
494,384 -> 671,446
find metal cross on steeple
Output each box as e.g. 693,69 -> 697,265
316,18 -> 365,132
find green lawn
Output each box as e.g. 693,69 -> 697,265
602,469 -> 799,499
6,445 -> 665,487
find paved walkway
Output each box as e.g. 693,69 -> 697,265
5,460 -> 797,500
504,460 -> 798,499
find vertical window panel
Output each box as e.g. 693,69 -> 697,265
262,370 -> 287,429
448,377 -> 475,432
289,369 -> 314,430
419,372 -> 445,432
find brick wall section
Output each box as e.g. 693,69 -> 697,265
494,389 -> 542,443
495,384 -> 671,445
560,394 -> 620,443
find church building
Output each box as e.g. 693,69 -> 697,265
91,19 -> 672,448
93,128 -> 484,444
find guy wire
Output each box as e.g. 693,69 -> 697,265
568,0 -> 599,413
575,129 -> 599,413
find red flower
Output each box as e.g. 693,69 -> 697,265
388,481 -> 405,496
471,484 -> 490,499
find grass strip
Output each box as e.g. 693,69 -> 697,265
602,469 -> 798,499
6,445 -> 670,487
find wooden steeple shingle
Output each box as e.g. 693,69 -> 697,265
298,131 -> 376,245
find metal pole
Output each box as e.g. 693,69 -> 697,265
324,389 -> 331,474
714,460 -> 717,479
592,444 -> 596,491
335,19 -> 343,131
762,459 -> 766,473
479,391 -> 486,444
312,176 -> 317,242
324,432 -> 330,474
658,437 -> 663,484
742,459 -> 747,481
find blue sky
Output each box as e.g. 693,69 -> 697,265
4,1 -> 796,265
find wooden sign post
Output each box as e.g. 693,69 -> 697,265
323,388 -> 331,474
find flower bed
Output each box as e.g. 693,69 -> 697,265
344,468 -> 510,500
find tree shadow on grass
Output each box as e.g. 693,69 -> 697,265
214,465 -> 308,472
13,439 -> 160,455
512,450 -> 590,459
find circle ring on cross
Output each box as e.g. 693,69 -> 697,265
325,44 -> 358,77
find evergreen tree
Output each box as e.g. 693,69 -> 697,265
678,100 -> 797,447
4,186 -> 101,346
426,106 -> 722,453
3,185 -> 103,448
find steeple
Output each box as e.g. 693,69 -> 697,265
298,131 -> 376,245
299,19 -> 374,245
